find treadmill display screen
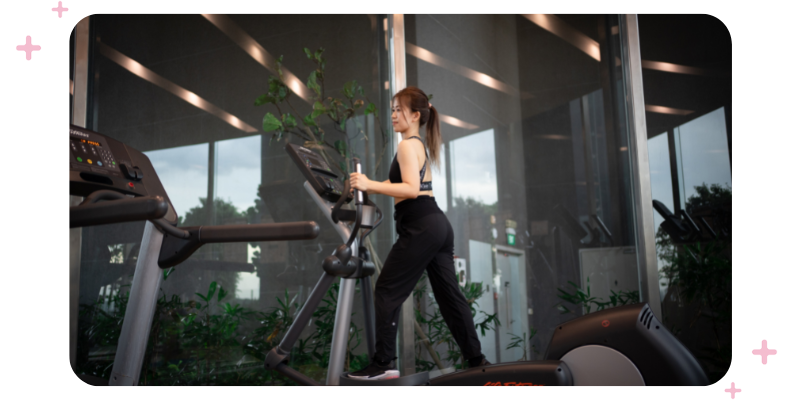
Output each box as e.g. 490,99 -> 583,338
72,137 -> 102,147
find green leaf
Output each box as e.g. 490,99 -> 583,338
254,94 -> 276,106
428,93 -> 434,101
207,281 -> 218,301
357,86 -> 365,97
342,80 -> 356,99
303,114 -> 318,128
340,118 -> 347,132
195,293 -> 207,302
307,71 -> 321,96
335,140 -> 348,157
283,113 -> 297,130
262,112 -> 283,133
304,47 -> 313,59
163,267 -> 175,281
364,102 -> 376,116
312,101 -> 326,118
314,48 -> 324,60
268,76 -> 280,94
218,286 -> 227,302
339,161 -> 347,174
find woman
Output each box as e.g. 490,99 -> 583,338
347,87 -> 489,380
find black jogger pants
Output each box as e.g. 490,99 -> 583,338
373,196 -> 482,364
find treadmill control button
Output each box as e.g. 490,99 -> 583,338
120,164 -> 137,180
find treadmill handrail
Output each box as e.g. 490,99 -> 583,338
197,222 -> 320,243
157,221 -> 320,268
70,195 -> 168,228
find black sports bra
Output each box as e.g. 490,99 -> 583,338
388,136 -> 432,191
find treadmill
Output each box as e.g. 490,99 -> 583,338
69,125 -> 320,385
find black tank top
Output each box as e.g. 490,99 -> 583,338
388,136 -> 432,191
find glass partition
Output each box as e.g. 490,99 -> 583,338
639,14 -> 732,383
403,14 -> 642,370
73,14 -> 393,385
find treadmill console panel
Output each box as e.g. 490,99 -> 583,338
69,124 -> 176,223
285,143 -> 352,203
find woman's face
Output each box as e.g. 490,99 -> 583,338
391,99 -> 419,133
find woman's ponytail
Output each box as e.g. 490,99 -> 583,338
426,104 -> 441,170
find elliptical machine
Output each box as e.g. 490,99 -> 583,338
69,125 -> 321,385
263,143 -> 388,385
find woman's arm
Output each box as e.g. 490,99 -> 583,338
350,140 -> 421,199
366,180 -> 389,195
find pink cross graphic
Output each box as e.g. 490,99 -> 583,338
725,382 -> 741,399
52,2 -> 68,18
752,339 -> 777,364
16,36 -> 41,61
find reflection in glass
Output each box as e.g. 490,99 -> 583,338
638,14 -> 732,382
676,107 -> 731,206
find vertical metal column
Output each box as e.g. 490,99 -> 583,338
207,141 -> 217,225
72,17 -> 90,127
388,13 -> 416,377
70,16 -> 91,373
109,222 -> 166,385
69,196 -> 83,372
326,272 -> 357,385
620,14 -> 662,320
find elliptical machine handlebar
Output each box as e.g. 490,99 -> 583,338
346,158 -> 364,248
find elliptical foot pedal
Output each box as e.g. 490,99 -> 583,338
340,371 -> 430,386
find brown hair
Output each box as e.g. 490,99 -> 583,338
392,86 -> 442,170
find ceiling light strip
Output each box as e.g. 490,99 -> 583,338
522,14 -> 601,62
202,14 -> 315,104
645,104 -> 694,116
98,42 -> 257,133
440,114 -> 479,130
641,60 -> 724,77
406,42 -> 530,99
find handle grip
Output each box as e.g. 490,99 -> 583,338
70,195 -> 168,228
352,157 -> 363,205
198,222 -> 320,243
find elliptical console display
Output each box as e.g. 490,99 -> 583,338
286,143 -> 352,203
